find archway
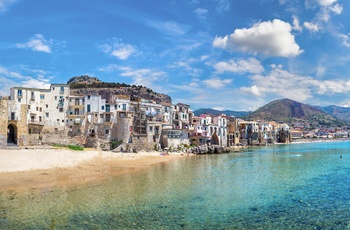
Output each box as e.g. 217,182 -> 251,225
7,124 -> 17,144
211,132 -> 219,145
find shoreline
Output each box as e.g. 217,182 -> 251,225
0,148 -> 190,192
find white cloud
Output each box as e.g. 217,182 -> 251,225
240,67 -> 350,102
330,3 -> 342,14
240,85 -> 261,96
169,60 -> 203,76
194,8 -> 208,21
203,78 -> 232,89
118,66 -> 167,90
0,0 -> 16,12
0,66 -> 51,96
304,22 -> 319,32
318,0 -> 337,6
16,34 -> 52,53
214,57 -> 264,74
339,33 -> 350,47
216,0 -> 230,13
97,39 -> 136,60
213,19 -> 303,57
292,15 -> 303,32
146,20 -> 191,36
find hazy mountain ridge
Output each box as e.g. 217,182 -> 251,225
195,99 -> 349,127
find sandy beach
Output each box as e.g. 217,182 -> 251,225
0,148 -> 188,192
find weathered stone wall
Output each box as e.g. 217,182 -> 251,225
17,104 -> 28,147
0,100 -> 8,148
116,117 -> 133,143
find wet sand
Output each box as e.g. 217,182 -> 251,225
0,148 -> 188,192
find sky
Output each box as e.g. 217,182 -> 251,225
0,0 -> 350,111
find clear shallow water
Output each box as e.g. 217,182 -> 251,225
2,141 -> 350,229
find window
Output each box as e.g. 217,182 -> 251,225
87,104 -> 91,113
122,104 -> 127,110
106,105 -> 110,112
87,95 -> 91,100
40,94 -> 45,99
39,116 -> 42,122
40,107 -> 42,112
105,114 -> 111,122
46,104 -> 48,108
36,107 -> 38,111
28,105 -> 31,109
149,126 -> 153,132
105,129 -> 109,135
46,113 -> 49,118
17,89 -> 22,97
101,105 -> 105,110
59,108 -> 63,112
18,98 -> 21,103
10,112 -> 15,120
55,96 -> 57,100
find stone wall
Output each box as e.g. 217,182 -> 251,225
0,100 -> 8,148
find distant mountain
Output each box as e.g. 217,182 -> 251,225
67,75 -> 172,104
193,108 -> 251,117
315,105 -> 350,122
245,98 -> 345,127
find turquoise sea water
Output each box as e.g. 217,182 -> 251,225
2,141 -> 350,229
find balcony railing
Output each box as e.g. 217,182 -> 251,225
28,119 -> 44,125
8,116 -> 18,121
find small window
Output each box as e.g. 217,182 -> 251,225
40,94 -> 45,99
55,96 -> 57,100
46,113 -> 49,118
40,107 -> 42,112
59,108 -> 63,112
17,89 -> 22,97
28,105 -> 31,109
101,105 -> 105,110
18,98 -> 21,102
46,104 -> 48,108
105,129 -> 109,135
149,126 -> 153,132
87,95 -> 91,100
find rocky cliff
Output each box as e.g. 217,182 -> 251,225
67,75 -> 172,104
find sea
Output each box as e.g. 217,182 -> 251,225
1,141 -> 350,229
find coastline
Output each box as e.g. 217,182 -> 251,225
0,148 -> 190,192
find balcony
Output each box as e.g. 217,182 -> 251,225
8,116 -> 18,121
28,119 -> 44,126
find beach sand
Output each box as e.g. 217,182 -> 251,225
0,148 -> 188,192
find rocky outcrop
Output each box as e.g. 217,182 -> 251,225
67,75 -> 172,104
191,145 -> 231,154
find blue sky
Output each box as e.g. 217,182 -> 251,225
0,0 -> 350,111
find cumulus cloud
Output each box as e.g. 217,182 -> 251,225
97,39 -> 136,60
304,22 -> 319,32
0,0 -> 16,12
203,78 -> 232,89
213,19 -> 303,57
16,34 -> 52,53
194,8 -> 208,21
214,57 -> 264,74
239,66 -> 350,102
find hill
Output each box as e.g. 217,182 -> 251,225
315,105 -> 350,122
68,75 -> 172,104
245,98 -> 345,128
193,108 -> 250,117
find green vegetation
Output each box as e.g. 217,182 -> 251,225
52,144 -> 84,151
70,82 -> 131,89
110,140 -> 123,149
